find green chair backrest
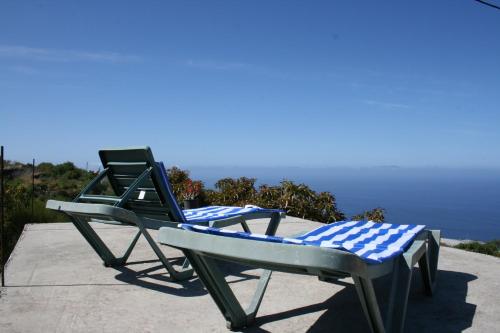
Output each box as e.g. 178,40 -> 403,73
74,146 -> 186,223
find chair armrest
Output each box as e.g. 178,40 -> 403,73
46,199 -> 140,225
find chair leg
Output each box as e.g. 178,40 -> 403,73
264,212 -> 281,236
184,252 -> 272,330
386,256 -> 413,333
418,230 -> 440,296
181,257 -> 191,269
185,253 -> 248,330
418,251 -> 433,296
108,230 -> 142,267
139,227 -> 194,281
240,220 -> 251,233
245,269 -> 273,324
240,212 -> 281,235
71,212 -> 193,280
70,215 -> 119,266
71,216 -> 144,267
429,230 -> 440,288
352,275 -> 386,333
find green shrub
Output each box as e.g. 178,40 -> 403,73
202,177 -> 345,223
207,177 -> 257,206
352,207 -> 385,222
166,167 -> 191,201
0,161 -> 103,269
1,197 -> 66,265
454,241 -> 500,257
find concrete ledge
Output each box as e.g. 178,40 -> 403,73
1,217 -> 499,332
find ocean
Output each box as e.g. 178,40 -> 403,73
189,166 -> 500,241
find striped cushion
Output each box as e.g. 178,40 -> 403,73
183,205 -> 283,223
179,221 -> 425,264
155,162 -> 282,224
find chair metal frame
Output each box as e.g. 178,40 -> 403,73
158,224 -> 440,332
46,147 -> 283,280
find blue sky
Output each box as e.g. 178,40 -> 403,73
1,1 -> 499,169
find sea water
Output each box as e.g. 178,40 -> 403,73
190,166 -> 500,241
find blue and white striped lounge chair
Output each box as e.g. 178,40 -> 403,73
158,220 -> 440,333
46,147 -> 284,280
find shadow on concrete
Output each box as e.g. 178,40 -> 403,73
110,257 -> 477,333
112,258 -> 261,297
113,258 -> 207,297
6,283 -> 134,288
218,261 -> 264,283
404,269 -> 477,333
244,269 -> 477,333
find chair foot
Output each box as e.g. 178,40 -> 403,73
168,267 -> 195,281
103,257 -> 127,267
226,320 -> 243,331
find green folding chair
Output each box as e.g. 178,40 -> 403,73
158,222 -> 440,333
46,146 -> 283,280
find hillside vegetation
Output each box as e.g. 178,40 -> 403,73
454,240 -> 500,258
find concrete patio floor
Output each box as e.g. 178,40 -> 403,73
1,217 -> 498,332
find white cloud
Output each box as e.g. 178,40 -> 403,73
0,45 -> 141,63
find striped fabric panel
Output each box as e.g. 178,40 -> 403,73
179,223 -> 305,245
156,162 -> 187,223
182,205 -> 283,223
154,162 -> 282,223
179,221 -> 425,264
295,221 -> 425,263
